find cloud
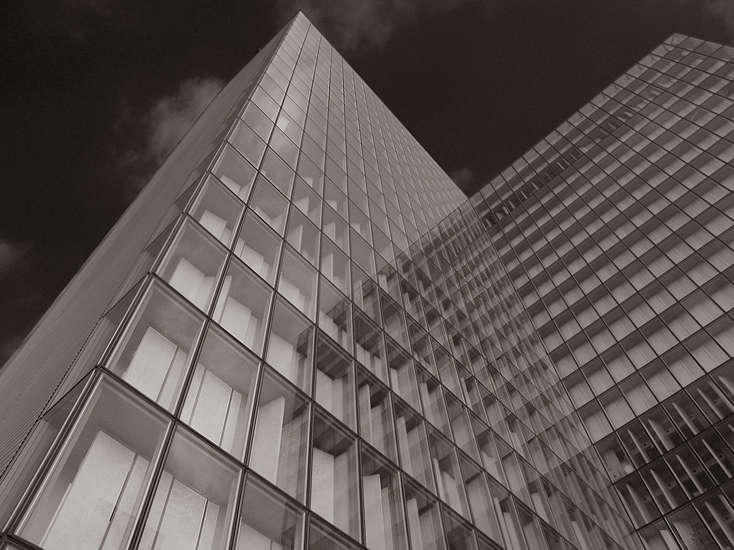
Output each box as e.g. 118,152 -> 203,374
0,240 -> 32,280
705,0 -> 734,43
450,166 -> 476,192
144,77 -> 226,163
278,0 -> 469,51
276,0 -> 734,52
118,77 -> 225,191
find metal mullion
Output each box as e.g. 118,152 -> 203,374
169,316 -> 212,422
123,414 -> 177,550
303,403 -> 316,534
225,469 -> 250,550
240,359 -> 267,471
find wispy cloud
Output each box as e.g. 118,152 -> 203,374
119,77 -> 225,191
278,0 -> 469,51
0,239 -> 32,281
143,77 -> 226,164
705,0 -> 734,43
450,166 -> 476,193
278,0 -> 734,52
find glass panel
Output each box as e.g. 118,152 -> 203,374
250,177 -> 290,236
382,296 -> 409,349
446,394 -> 476,460
291,176 -> 321,225
640,461 -> 687,514
323,206 -> 349,254
279,246 -> 318,320
180,326 -> 259,460
310,411 -> 360,538
117,222 -> 176,302
139,428 -> 240,550
411,329 -> 436,376
212,145 -> 257,201
351,230 -> 375,275
234,212 -> 282,285
459,457 -> 503,544
668,504 -> 719,549
241,103 -> 274,144
357,368 -> 397,464
308,517 -> 362,550
353,277 -> 381,324
361,447 -> 408,550
276,109 -> 303,147
618,473 -> 661,527
403,480 -> 446,550
107,282 -> 203,411
228,119 -> 267,169
321,239 -> 350,294
157,220 -> 227,312
515,504 -> 546,550
354,311 -> 386,382
314,333 -> 355,428
429,430 -> 469,517
296,153 -> 324,194
471,418 -> 505,484
324,177 -> 347,215
387,341 -> 419,410
596,436 -> 633,483
249,369 -> 309,502
261,147 -> 296,196
417,369 -> 451,436
638,520 -> 681,550
436,347 -> 461,396
394,401 -> 434,491
266,296 -> 314,392
443,506 -> 478,550
317,278 -> 352,352
235,476 -> 304,550
494,495 -> 526,550
287,207 -> 320,266
189,175 -> 244,248
213,259 -> 272,355
0,378 -> 88,527
18,379 -> 169,550
692,431 -> 734,484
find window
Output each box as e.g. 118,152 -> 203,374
310,411 -> 360,538
235,476 -> 303,550
180,326 -> 259,460
17,379 -> 169,550
139,429 -> 240,550
249,369 -> 309,502
107,282 -> 203,411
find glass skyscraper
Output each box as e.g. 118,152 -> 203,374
0,12 -> 733,550
472,33 -> 734,549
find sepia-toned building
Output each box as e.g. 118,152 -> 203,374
1,12 -> 733,550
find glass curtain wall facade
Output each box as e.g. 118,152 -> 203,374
472,35 -> 734,549
1,13 -> 733,550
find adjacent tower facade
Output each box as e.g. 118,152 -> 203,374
0,13 -> 733,550
473,35 -> 734,549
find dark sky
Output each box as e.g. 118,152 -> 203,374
0,0 -> 732,365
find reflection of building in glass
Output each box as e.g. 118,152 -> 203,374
472,34 -> 734,549
1,12 -> 733,550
